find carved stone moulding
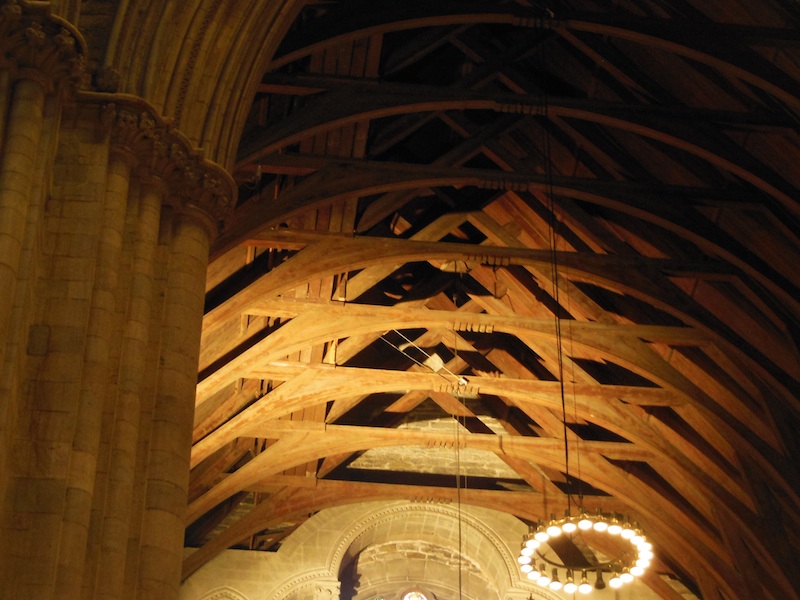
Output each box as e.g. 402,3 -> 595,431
0,0 -> 87,91
81,91 -> 238,238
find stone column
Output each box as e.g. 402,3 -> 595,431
54,139 -> 132,599
94,174 -> 161,600
0,76 -> 47,356
137,209 -> 212,600
0,1 -> 84,371
0,5 -> 85,597
70,102 -> 234,600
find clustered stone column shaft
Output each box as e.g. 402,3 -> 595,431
0,5 -> 234,599
139,211 -> 212,600
0,77 -> 47,360
0,4 -> 86,595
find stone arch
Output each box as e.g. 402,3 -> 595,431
201,585 -> 250,600
264,501 -> 558,600
266,570 -> 340,600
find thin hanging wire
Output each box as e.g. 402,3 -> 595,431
453,277 -> 465,600
379,329 -> 467,387
538,48 -> 574,518
566,301 -> 585,508
379,270 -> 469,598
455,391 -> 463,600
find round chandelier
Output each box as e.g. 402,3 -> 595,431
518,511 -> 653,594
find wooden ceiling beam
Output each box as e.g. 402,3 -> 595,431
197,303 -> 707,399
203,260 -> 796,406
181,477 -> 628,581
186,426 -> 653,525
268,5 -> 800,111
238,81 -> 791,163
273,3 -> 800,53
184,427 -> 742,597
219,159 -> 800,319
191,365 -> 760,530
243,151 -> 757,203
191,364 -> 677,466
198,234 -> 800,446
205,231 -> 736,330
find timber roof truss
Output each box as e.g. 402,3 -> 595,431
188,2 -> 800,598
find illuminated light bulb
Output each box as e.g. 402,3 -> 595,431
520,546 -> 534,557
630,566 -> 645,577
578,571 -> 593,594
631,534 -> 645,546
638,542 -> 652,552
578,516 -> 593,530
547,523 -> 562,537
534,530 -> 550,543
549,569 -> 562,591
636,559 -> 650,569
527,570 -> 538,580
620,568 -> 634,584
593,519 -> 609,532
607,520 -> 623,535
621,523 -> 635,539
518,555 -> 532,564
525,538 -> 541,550
563,579 -> 578,594
520,564 -> 534,574
536,565 -> 551,587
638,550 -> 654,561
562,520 -> 577,533
609,573 -> 623,589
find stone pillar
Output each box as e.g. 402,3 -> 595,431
54,140 -> 132,599
94,175 -> 160,600
137,210 -> 213,600
0,0 -> 84,366
0,76 -> 47,358
0,32 -> 233,595
78,103 -> 234,600
0,4 -> 85,597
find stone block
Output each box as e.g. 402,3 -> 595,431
14,477 -> 66,514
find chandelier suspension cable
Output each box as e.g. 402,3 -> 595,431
568,317 -> 585,507
540,74 -> 574,517
453,279 -> 466,600
515,34 -> 653,594
455,372 -> 464,600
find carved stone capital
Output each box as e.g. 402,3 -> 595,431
0,1 -> 87,91
82,92 -> 237,239
314,581 -> 341,600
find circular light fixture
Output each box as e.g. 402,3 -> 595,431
518,512 -> 652,595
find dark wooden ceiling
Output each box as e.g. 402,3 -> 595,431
185,1 -> 800,598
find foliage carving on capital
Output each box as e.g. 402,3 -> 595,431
0,1 -> 87,90
101,100 -> 236,235
314,581 -> 341,599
